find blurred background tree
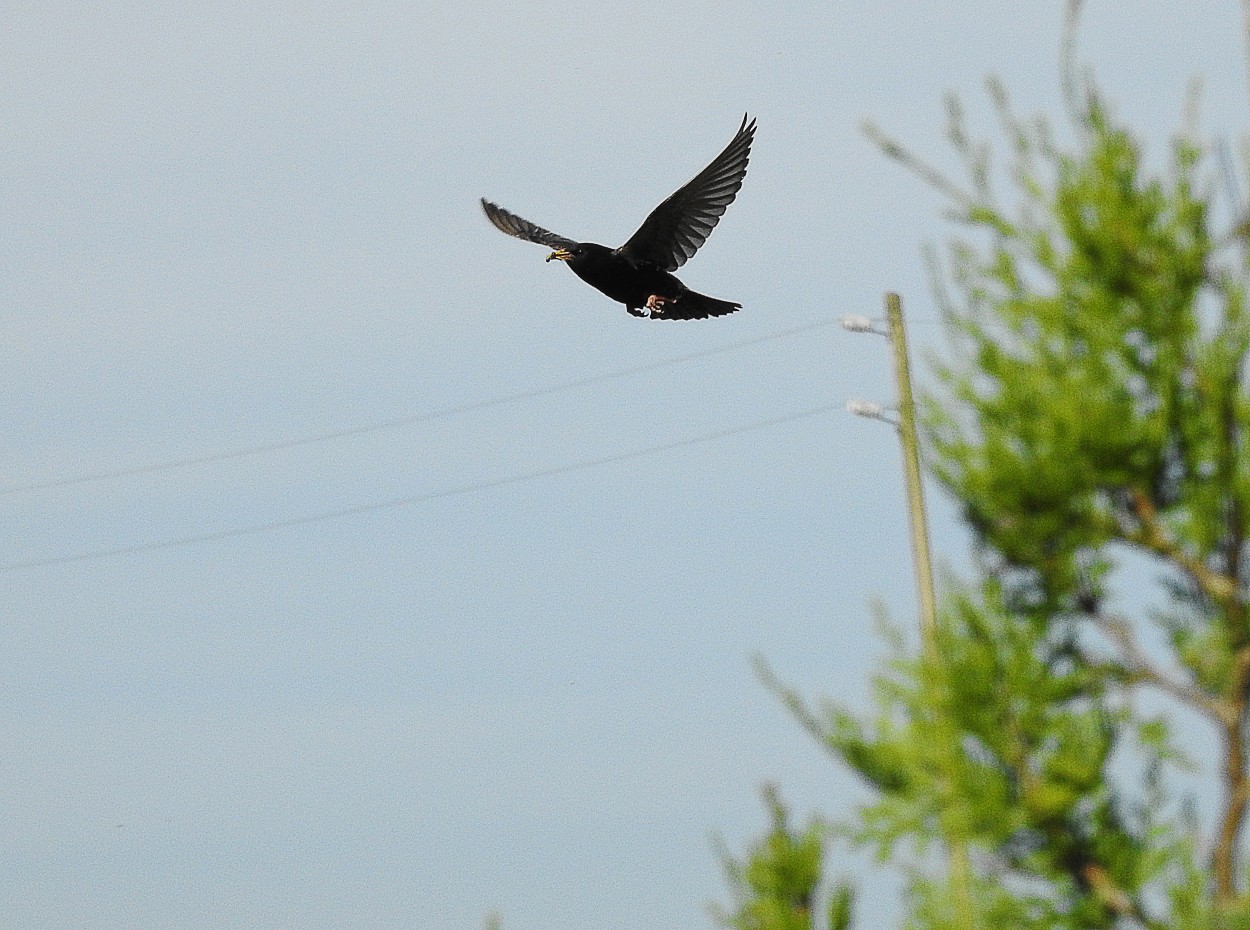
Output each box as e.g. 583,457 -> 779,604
711,784 -> 849,930
718,6 -> 1250,928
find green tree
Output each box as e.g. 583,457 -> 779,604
720,16 -> 1250,930
712,784 -> 852,930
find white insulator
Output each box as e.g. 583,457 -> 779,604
840,314 -> 880,333
846,399 -> 886,419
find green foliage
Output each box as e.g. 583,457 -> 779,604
925,89 -> 1246,614
825,578 -> 1188,928
713,785 -> 838,930
827,881 -> 855,930
723,46 -> 1250,930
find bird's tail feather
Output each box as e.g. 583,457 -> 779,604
655,290 -> 741,321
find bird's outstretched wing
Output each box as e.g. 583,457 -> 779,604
618,115 -> 756,272
480,199 -> 578,250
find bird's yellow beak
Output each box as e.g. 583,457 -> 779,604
546,249 -> 573,263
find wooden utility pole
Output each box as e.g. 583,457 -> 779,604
886,292 -> 940,648
883,291 -> 976,928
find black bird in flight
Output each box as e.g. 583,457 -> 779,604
481,115 -> 756,321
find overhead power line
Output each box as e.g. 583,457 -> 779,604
1,402 -> 839,572
3,317 -> 839,495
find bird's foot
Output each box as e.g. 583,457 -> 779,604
645,294 -> 676,315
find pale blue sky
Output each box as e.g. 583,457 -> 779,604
3,3 -> 1248,929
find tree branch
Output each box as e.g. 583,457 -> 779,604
860,120 -> 978,210
1081,862 -> 1168,930
1116,489 -> 1250,901
1125,490 -> 1239,605
1213,706 -> 1250,903
1088,612 -> 1233,726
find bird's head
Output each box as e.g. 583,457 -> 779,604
546,245 -> 584,263
546,243 -> 609,268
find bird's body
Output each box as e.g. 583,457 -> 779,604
558,242 -> 742,320
481,115 -> 755,321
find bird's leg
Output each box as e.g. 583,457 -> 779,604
645,294 -> 676,315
